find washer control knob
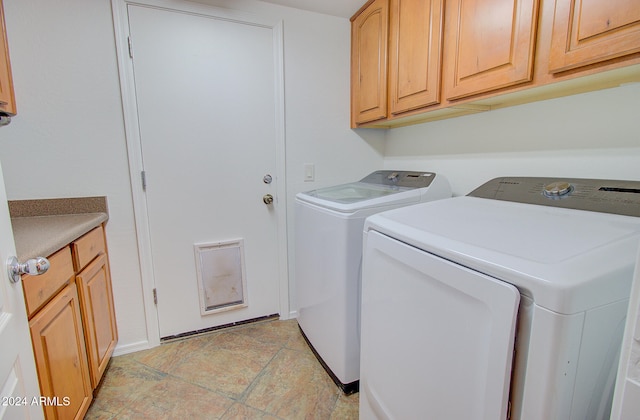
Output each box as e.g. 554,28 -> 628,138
543,181 -> 573,198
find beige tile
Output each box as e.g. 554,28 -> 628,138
86,357 -> 166,416
133,334 -> 210,372
234,318 -> 300,348
221,403 -> 281,420
285,327 -> 312,352
169,330 -> 280,399
95,405 -> 167,420
331,392 -> 359,420
89,320 -> 359,419
84,408 -> 118,420
127,375 -> 233,419
244,348 -> 339,419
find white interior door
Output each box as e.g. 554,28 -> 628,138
126,3 -> 284,338
0,162 -> 42,419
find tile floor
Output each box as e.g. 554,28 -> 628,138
85,319 -> 359,419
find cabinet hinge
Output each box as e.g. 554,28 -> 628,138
153,288 -> 157,305
128,36 -> 134,59
141,170 -> 147,191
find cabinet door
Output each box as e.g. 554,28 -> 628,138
0,0 -> 16,115
351,0 -> 389,126
388,0 -> 443,115
443,0 -> 539,100
30,283 -> 92,420
76,253 -> 118,389
549,0 -> 640,73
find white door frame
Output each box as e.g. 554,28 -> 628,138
111,0 -> 289,349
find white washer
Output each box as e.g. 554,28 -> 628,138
295,170 -> 451,393
360,177 -> 640,419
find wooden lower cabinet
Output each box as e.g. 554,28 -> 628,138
29,282 -> 92,420
23,224 -> 117,419
76,252 -> 118,389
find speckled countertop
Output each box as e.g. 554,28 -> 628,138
9,197 -> 109,260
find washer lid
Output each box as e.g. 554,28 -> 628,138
303,182 -> 412,203
296,171 -> 441,213
364,196 -> 640,314
297,182 -> 419,212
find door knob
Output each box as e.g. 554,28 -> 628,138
263,194 -> 274,205
7,256 -> 50,284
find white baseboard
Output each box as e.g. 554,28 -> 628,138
112,340 -> 154,357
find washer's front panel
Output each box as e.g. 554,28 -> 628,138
360,230 -> 519,420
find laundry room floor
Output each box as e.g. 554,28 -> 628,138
85,318 -> 358,419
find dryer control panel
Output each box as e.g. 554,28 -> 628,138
360,170 -> 436,189
468,177 -> 640,217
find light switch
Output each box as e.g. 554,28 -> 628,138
304,163 -> 315,182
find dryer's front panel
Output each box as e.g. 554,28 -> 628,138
360,230 -> 520,420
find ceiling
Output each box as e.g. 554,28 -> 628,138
257,0 -> 363,18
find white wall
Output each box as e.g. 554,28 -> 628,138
3,0 -> 636,354
0,0 -> 383,353
1,0 -> 148,353
382,83 -> 640,195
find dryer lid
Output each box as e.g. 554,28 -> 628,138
364,196 -> 640,314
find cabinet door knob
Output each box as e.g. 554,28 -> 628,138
7,256 -> 50,283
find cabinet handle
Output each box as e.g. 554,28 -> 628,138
7,256 -> 50,283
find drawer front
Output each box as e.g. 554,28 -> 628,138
22,246 -> 74,318
73,226 -> 106,271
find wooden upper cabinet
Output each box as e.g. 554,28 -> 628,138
388,0 -> 444,115
0,0 -> 16,115
351,0 -> 389,126
549,0 -> 640,73
443,0 -> 539,101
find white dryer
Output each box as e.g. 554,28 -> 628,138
295,170 -> 451,393
360,177 -> 640,419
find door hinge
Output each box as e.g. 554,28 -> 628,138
127,36 -> 134,59
141,170 -> 147,191
153,288 -> 157,305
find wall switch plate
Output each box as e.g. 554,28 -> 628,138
304,163 -> 315,182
